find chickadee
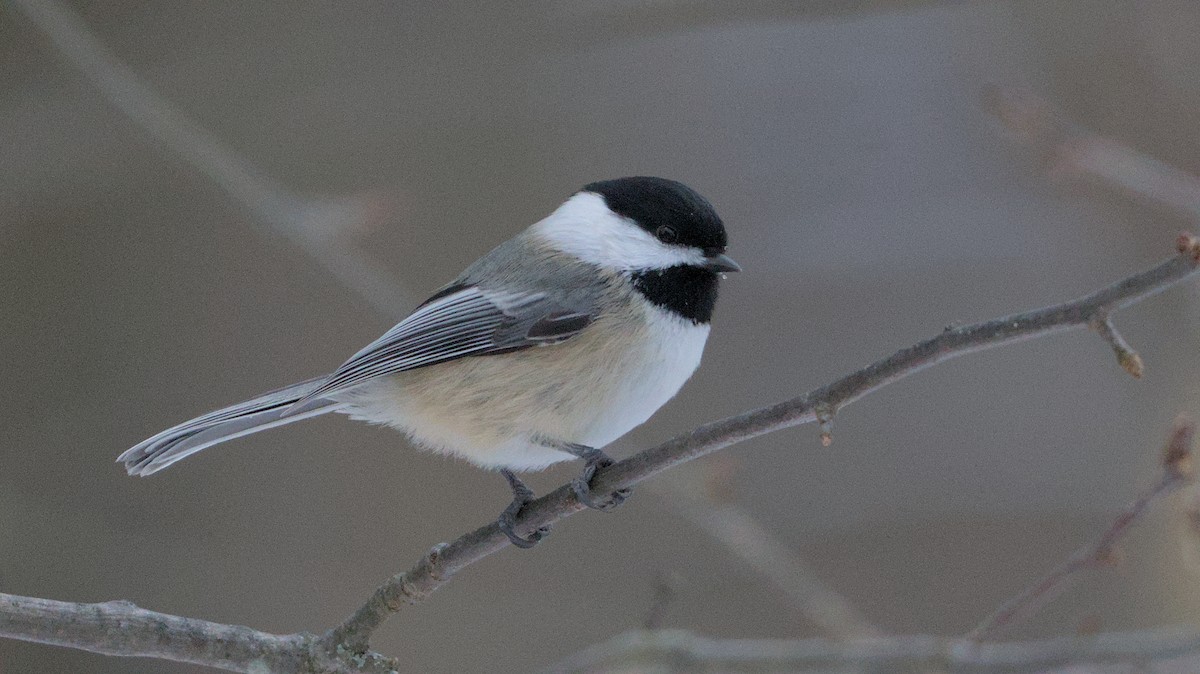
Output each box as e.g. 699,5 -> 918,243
120,176 -> 739,547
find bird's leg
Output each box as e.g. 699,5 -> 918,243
497,469 -> 550,548
542,439 -> 632,511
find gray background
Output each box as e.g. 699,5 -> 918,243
4,1 -> 1200,672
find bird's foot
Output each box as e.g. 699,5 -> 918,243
497,469 -> 550,548
569,448 -> 632,512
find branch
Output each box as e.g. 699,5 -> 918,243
540,626 -> 1200,674
965,416 -> 1197,642
0,595 -> 397,674
8,0 -> 414,315
985,86 -> 1200,222
324,235 -> 1200,652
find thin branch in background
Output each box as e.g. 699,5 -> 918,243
539,626 -> 1200,674
641,572 -> 682,631
553,0 -> 980,46
8,0 -> 414,315
1177,485 -> 1200,576
964,416 -> 1196,642
984,85 -> 1200,223
651,458 -> 882,638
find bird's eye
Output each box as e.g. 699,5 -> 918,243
656,226 -> 678,244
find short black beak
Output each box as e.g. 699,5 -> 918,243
703,252 -> 742,273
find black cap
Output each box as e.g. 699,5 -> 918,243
583,176 -> 727,253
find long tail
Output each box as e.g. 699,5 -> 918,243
119,377 -> 346,476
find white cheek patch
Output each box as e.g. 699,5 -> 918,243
531,192 -> 705,270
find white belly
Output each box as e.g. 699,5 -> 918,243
337,304 -> 710,471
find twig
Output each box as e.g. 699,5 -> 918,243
539,626 -> 1200,674
1091,314 -> 1145,378
651,465 -> 882,638
985,86 -> 1200,222
322,235 -> 1200,652
8,0 -> 414,315
965,417 -> 1196,643
641,572 -> 681,631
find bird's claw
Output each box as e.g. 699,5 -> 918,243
571,455 -> 632,512
497,469 -> 550,548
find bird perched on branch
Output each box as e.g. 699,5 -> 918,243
119,176 -> 739,547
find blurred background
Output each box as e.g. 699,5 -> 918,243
4,1 -> 1200,671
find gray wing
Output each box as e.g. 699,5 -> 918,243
288,284 -> 594,411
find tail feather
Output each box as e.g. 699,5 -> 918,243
119,377 -> 345,476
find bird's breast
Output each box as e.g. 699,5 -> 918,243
340,298 -> 709,470
578,305 -> 709,447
